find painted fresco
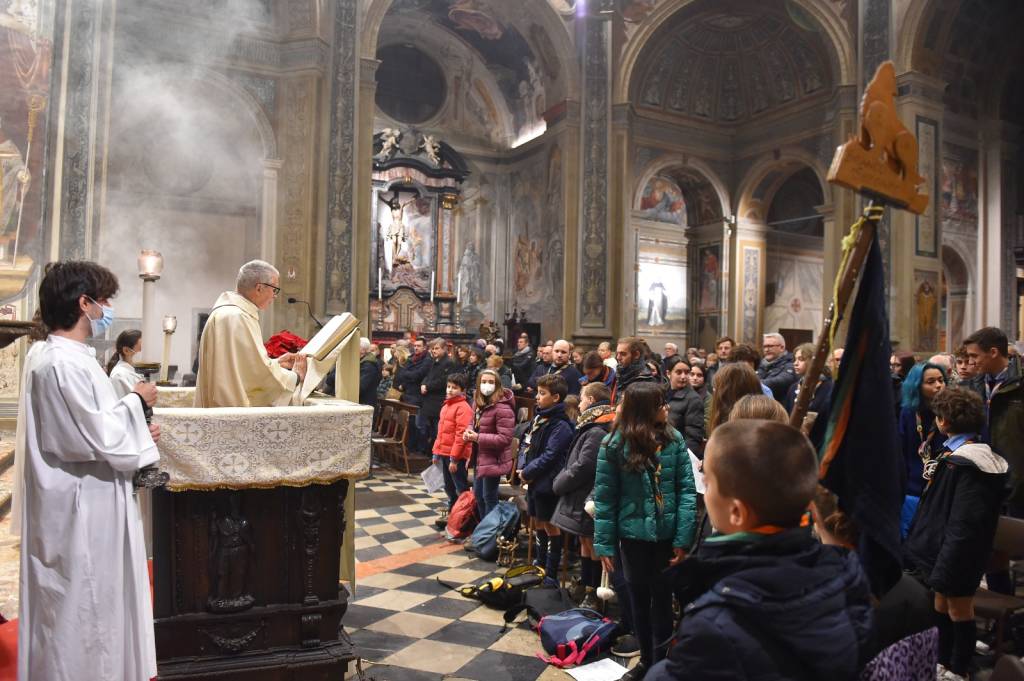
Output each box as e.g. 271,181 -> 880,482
637,256 -> 686,332
389,0 -> 546,142
914,269 -> 939,352
697,243 -> 721,313
0,0 -> 55,302
638,175 -> 686,225
507,141 -> 563,337
941,144 -> 978,226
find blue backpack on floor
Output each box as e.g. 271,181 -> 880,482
464,500 -> 520,561
535,608 -> 619,668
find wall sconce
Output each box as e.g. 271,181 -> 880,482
138,250 -> 164,365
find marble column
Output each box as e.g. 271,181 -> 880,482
978,121 -> 1016,332
890,71 -> 945,352
352,57 -> 379,334
610,103 -> 633,338
260,159 -> 283,335
732,218 -> 768,344
322,0 -> 358,316
575,16 -> 612,339
49,0 -> 118,260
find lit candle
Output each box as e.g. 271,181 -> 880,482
430,271 -> 435,302
378,267 -> 383,300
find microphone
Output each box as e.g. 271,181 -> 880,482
287,297 -> 324,329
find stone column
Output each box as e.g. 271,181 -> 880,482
48,0 -> 118,260
890,71 -> 946,352
260,159 -> 283,335
322,0 -> 358,316
610,103 -> 633,338
977,121 -> 1012,330
352,57 -> 379,334
732,218 -> 768,344
575,15 -> 612,341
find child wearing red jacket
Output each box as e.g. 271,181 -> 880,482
433,373 -> 475,510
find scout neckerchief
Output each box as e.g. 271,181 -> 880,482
646,447 -> 664,519
923,433 -> 975,483
915,411 -> 938,469
985,366 -> 1010,406
522,412 -> 551,459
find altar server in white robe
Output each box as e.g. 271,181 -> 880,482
16,261 -> 161,681
106,328 -> 144,398
194,259 -> 307,408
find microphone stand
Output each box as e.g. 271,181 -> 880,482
288,297 -> 324,329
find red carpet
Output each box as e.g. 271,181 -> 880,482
0,617 -> 15,681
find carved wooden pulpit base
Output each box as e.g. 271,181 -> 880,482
152,481 -> 355,680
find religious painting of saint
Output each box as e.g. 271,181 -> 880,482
638,175 -> 685,225
0,0 -> 53,300
913,269 -> 939,352
636,258 -> 686,333
940,147 -> 978,225
697,244 -> 720,312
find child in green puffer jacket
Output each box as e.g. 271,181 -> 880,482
594,382 -> 697,679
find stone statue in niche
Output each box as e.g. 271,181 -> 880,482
207,494 -> 256,614
458,243 -> 480,310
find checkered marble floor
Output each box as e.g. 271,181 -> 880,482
353,467 -> 450,563
348,465 -> 634,681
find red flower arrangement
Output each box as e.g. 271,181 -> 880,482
265,331 -> 308,358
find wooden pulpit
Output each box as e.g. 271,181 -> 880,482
150,390 -> 372,680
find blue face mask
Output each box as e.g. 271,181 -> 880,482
87,297 -> 115,337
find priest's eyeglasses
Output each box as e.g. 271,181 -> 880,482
259,282 -> 282,296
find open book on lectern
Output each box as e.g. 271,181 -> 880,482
297,312 -> 360,400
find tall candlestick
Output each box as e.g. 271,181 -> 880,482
160,332 -> 172,382
378,267 -> 383,300
430,271 -> 435,302
457,271 -> 462,304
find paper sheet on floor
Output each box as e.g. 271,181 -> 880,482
420,461 -> 445,493
565,658 -> 629,681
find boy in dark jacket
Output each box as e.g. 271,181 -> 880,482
647,420 -> 874,681
903,388 -> 1008,680
551,382 -> 616,608
520,374 -> 575,583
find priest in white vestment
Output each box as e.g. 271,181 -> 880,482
194,260 -> 307,407
16,261 -> 161,681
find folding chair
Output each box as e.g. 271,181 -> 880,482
974,516 -> 1024,658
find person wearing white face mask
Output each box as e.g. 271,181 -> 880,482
106,329 -> 144,398
14,261 -> 161,681
463,369 -> 516,519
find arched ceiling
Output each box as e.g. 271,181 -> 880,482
632,1 -> 835,124
382,0 -> 568,145
913,0 -> 1024,121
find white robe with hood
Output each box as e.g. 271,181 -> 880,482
16,335 -> 158,681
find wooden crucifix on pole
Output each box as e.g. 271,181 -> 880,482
789,61 -> 930,432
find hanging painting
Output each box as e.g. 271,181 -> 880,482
636,238 -> 687,333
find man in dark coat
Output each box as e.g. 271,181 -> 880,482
395,337 -> 429,407
962,326 -> 1024,596
613,337 -> 659,403
509,334 -> 535,393
357,337 -> 382,408
527,342 -> 553,393
543,339 -> 583,396
758,333 -> 797,402
417,338 -> 454,457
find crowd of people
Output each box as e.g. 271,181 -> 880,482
354,327 -> 1022,681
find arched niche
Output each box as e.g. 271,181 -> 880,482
615,0 -> 855,106
941,243 -> 971,351
630,159 -> 728,350
736,148 -> 830,223
100,66 -> 279,374
762,167 -> 826,342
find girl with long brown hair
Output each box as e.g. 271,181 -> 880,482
462,368 -> 516,519
707,363 -> 763,433
593,382 -> 697,677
